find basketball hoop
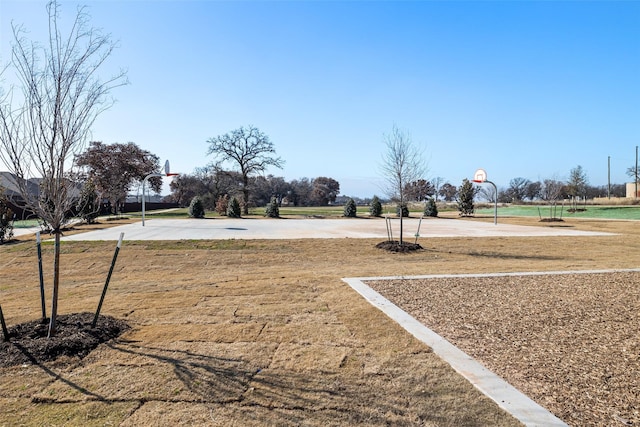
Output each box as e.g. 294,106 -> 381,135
473,168 -> 487,183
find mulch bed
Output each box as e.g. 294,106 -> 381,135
0,312 -> 129,368
375,240 -> 423,253
367,271 -> 640,427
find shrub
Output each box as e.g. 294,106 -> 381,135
265,196 -> 280,218
227,196 -> 241,218
188,196 -> 205,218
424,197 -> 438,217
215,195 -> 229,216
76,180 -> 100,223
457,178 -> 475,216
0,200 -> 14,244
369,195 -> 382,217
396,203 -> 409,218
343,198 -> 357,217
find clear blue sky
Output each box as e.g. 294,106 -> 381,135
1,0 -> 638,197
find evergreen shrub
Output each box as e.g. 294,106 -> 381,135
0,200 -> 14,244
343,198 -> 357,217
424,197 -> 438,217
265,196 -> 280,218
369,195 -> 382,217
396,203 -> 409,218
227,196 -> 241,218
189,196 -> 205,218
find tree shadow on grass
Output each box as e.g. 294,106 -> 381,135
99,341 -> 423,424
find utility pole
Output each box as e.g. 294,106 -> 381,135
608,156 -> 611,199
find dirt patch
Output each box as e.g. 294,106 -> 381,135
0,312 -> 129,368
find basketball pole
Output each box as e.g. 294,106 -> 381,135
473,168 -> 498,225
142,160 -> 179,226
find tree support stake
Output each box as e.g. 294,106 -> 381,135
92,233 -> 124,328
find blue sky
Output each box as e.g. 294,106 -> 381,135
1,0 -> 638,197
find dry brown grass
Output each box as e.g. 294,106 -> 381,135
0,216 -> 638,426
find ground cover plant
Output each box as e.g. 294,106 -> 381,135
0,216 -> 637,425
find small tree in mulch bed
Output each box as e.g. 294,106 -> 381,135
379,125 -> 426,246
375,240 -> 423,253
0,313 -> 129,368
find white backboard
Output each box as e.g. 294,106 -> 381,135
473,168 -> 487,183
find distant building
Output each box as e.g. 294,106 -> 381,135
0,171 -> 40,199
626,182 -> 640,198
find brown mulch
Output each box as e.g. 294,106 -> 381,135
0,312 -> 129,368
375,240 -> 423,252
367,271 -> 640,426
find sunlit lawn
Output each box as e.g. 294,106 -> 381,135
475,204 -> 640,220
11,219 -> 41,228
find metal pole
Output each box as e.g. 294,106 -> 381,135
36,232 -> 46,320
92,232 -> 124,328
142,173 -> 163,226
142,178 -> 146,226
486,180 -> 498,225
607,156 -> 611,199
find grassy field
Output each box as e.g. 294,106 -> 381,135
474,204 -> 640,220
11,219 -> 41,228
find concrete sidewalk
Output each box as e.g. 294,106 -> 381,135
60,217 -> 612,241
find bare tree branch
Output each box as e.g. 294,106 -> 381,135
0,1 -> 127,336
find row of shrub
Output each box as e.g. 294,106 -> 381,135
189,195 -> 242,218
188,194 -> 440,219
345,195 -> 438,218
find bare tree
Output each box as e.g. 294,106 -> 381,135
477,185 -> 496,203
541,178 -> 565,203
0,1 -> 127,336
379,125 -> 427,245
431,176 -> 445,202
206,126 -> 284,215
506,177 -> 532,202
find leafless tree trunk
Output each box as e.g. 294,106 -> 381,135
0,1 -> 127,336
379,125 -> 427,245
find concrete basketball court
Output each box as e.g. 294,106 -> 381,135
59,216 -> 611,241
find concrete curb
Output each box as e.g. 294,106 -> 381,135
340,271 -> 608,427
